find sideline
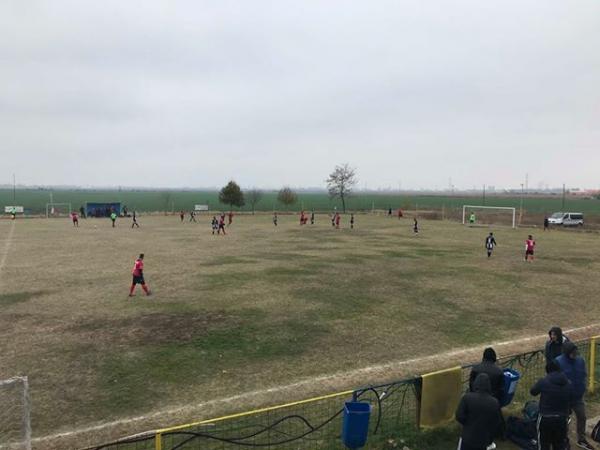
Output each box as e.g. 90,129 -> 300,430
34,322 -> 600,446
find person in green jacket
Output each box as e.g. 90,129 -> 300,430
469,212 -> 476,225
110,211 -> 117,227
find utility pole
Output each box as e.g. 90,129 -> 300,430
482,184 -> 486,206
12,173 -> 16,203
519,183 -> 524,226
562,184 -> 566,210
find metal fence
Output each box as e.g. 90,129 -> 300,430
90,337 -> 600,450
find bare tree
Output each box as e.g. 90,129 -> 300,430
277,187 -> 297,210
246,189 -> 263,215
326,164 -> 357,213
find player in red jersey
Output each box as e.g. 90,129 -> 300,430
180,211 -> 185,222
525,235 -> 536,262
218,214 -> 227,235
228,212 -> 234,226
71,211 -> 79,227
129,254 -> 151,297
335,212 -> 341,229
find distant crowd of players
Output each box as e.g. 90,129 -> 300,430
60,206 -> 543,297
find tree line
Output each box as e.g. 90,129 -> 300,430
218,164 -> 357,213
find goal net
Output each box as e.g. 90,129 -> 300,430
0,377 -> 31,450
45,203 -> 72,218
462,205 -> 516,228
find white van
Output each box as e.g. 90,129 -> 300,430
547,212 -> 584,226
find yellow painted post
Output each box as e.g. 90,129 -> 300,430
155,432 -> 162,450
589,337 -> 596,394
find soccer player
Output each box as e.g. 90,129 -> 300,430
335,213 -> 341,229
189,211 -> 197,223
544,216 -> 549,231
310,210 -> 315,225
71,211 -> 79,227
110,211 -> 117,227
388,207 -> 392,217
398,208 -> 403,219
180,211 -> 185,222
469,212 -> 476,225
129,253 -> 151,297
10,206 -> 16,220
218,214 -> 226,235
485,232 -> 497,258
350,213 -> 355,229
331,213 -> 335,227
131,210 -> 139,228
211,216 -> 218,234
413,217 -> 419,233
525,235 -> 536,262
273,212 -> 278,226
228,212 -> 233,226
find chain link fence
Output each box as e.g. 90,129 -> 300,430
88,337 -> 599,450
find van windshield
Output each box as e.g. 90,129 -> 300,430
550,212 -> 563,218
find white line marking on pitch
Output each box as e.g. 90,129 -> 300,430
0,220 -> 16,285
34,321 -> 600,445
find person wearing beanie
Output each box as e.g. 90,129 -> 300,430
545,326 -> 569,363
530,360 -> 573,449
469,348 -> 504,403
556,342 -> 593,449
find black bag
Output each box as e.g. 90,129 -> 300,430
505,416 -> 538,450
592,419 -> 600,442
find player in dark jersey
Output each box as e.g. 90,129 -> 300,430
485,232 -> 497,258
189,211 -> 197,223
413,217 -> 419,233
310,210 -> 315,225
350,213 -> 355,229
131,210 -> 139,228
180,211 -> 185,222
273,212 -> 278,226
211,216 -> 218,234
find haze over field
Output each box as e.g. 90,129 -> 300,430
1,1 -> 599,189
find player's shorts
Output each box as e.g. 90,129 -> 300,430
526,249 -> 534,256
132,275 -> 145,285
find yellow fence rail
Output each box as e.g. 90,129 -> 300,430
91,336 -> 600,450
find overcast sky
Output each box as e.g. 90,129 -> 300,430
1,1 -> 599,190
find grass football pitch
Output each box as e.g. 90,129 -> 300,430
1,214 -> 599,443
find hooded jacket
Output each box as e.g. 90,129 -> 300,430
530,371 -> 573,416
545,327 -> 568,362
456,373 -> 503,448
556,342 -> 587,400
469,359 -> 504,403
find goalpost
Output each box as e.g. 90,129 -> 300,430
45,203 -> 72,218
462,205 -> 517,228
0,377 -> 31,450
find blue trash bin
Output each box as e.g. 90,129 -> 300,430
341,401 -> 372,449
501,368 -> 521,407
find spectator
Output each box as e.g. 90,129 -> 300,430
470,348 -> 504,403
545,327 -> 569,363
456,373 -> 503,450
556,342 -> 593,450
530,360 -> 572,450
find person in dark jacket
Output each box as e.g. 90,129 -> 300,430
556,342 -> 594,450
545,327 -> 569,363
530,360 -> 572,450
456,373 -> 503,450
469,348 -> 504,403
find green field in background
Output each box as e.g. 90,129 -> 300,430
1,188 -> 599,214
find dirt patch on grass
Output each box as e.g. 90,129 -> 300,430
68,312 -> 234,346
